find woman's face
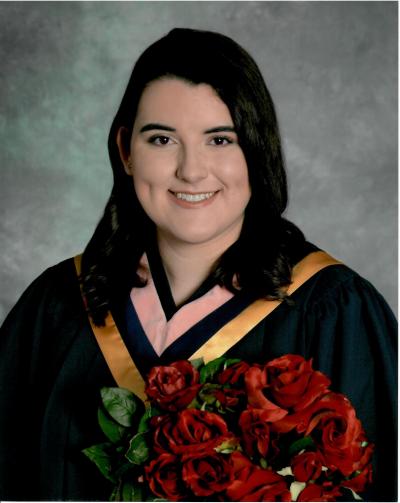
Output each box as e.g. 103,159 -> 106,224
119,78 -> 251,249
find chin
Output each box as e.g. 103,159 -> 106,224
158,218 -> 244,247
173,227 -> 239,247
160,226 -> 215,245
177,233 -> 219,245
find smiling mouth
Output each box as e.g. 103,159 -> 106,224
172,191 -> 217,202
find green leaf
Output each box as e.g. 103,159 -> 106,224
200,357 -> 226,383
121,480 -> 144,501
214,438 -> 240,454
288,436 -> 314,457
137,408 -> 151,434
125,431 -> 149,465
101,387 -> 143,427
82,442 -> 117,483
187,396 -> 203,409
114,461 -> 136,479
110,484 -> 121,501
198,383 -> 221,404
137,406 -> 160,434
223,358 -> 241,369
190,357 -> 204,370
98,406 -> 126,443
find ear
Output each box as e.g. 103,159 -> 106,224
116,127 -> 133,175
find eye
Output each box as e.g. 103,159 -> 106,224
209,136 -> 234,146
148,135 -> 173,146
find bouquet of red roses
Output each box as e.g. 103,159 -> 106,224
83,354 -> 374,501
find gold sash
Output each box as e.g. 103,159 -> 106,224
74,251 -> 341,401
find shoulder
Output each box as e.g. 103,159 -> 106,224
292,253 -> 395,322
38,256 -> 77,281
23,256 -> 79,302
2,256 -> 81,329
295,263 -> 362,301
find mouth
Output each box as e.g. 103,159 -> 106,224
171,191 -> 217,203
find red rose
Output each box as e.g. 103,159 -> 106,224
152,409 -> 231,455
291,451 -> 325,482
342,463 -> 373,494
297,482 -> 342,501
341,433 -> 374,494
356,433 -> 374,470
226,452 -> 291,501
304,393 -> 367,476
239,409 -> 272,458
211,387 -> 245,409
145,360 -> 200,411
182,450 -> 233,496
266,355 -> 330,410
245,367 -> 288,422
218,361 -> 250,386
145,453 -> 188,501
229,451 -> 254,473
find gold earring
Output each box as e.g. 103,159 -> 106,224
127,158 -> 133,172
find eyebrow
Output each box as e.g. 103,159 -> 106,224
139,123 -> 236,134
204,126 -> 236,134
139,123 -> 176,133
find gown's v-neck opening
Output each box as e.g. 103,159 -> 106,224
146,242 -> 221,321
108,245 -> 257,377
121,288 -> 256,376
107,241 -> 330,377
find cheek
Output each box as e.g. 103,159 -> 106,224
218,152 -> 250,185
131,162 -> 171,221
224,157 -> 251,201
131,147 -> 175,185
131,170 -> 154,216
131,162 -> 168,193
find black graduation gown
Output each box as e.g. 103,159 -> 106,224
0,251 -> 397,501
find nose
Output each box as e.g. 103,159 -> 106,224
175,146 -> 208,183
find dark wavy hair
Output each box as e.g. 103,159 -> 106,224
81,28 -> 306,325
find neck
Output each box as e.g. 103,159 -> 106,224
156,232 -> 237,307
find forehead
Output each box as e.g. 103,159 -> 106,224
134,78 -> 234,126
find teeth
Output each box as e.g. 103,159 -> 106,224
175,192 -> 215,202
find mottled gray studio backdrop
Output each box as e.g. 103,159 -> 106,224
0,1 -> 397,323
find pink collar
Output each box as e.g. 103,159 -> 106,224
130,254 -> 234,356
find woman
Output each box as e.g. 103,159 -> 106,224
0,28 -> 396,501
